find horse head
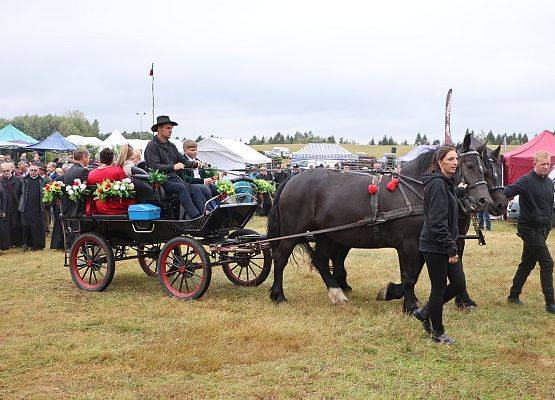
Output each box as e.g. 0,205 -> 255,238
456,133 -> 492,212
480,144 -> 507,216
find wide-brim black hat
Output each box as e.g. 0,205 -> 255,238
151,115 -> 178,132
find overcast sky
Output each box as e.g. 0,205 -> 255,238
2,1 -> 555,142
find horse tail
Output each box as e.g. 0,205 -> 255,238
267,176 -> 291,251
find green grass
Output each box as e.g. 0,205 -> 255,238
0,218 -> 553,399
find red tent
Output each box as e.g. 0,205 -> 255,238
503,130 -> 555,184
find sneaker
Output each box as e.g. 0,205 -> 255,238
507,296 -> 524,305
546,304 -> 555,314
413,306 -> 432,334
432,332 -> 455,345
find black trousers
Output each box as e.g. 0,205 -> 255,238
163,179 -> 203,218
423,252 -> 467,335
510,225 -> 554,305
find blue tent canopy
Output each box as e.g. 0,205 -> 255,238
0,124 -> 38,144
27,131 -> 77,151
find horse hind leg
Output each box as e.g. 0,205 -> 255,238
269,239 -> 297,304
312,238 -> 348,305
330,245 -> 352,292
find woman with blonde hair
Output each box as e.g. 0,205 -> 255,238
115,144 -> 136,177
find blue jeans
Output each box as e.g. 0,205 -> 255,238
477,211 -> 491,230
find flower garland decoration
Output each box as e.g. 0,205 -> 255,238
65,179 -> 89,202
42,181 -> 65,203
367,184 -> 378,195
386,178 -> 399,192
253,179 -> 276,194
94,178 -> 135,202
215,179 -> 235,196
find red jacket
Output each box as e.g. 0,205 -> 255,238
87,166 -> 136,215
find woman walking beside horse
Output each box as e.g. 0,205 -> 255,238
413,145 -> 467,344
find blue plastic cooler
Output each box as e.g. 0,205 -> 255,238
128,204 -> 161,220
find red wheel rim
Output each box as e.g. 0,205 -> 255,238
159,242 -> 207,299
71,237 -> 110,290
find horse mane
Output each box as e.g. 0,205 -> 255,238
400,149 -> 437,179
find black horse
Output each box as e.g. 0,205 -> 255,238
267,134 -> 492,312
453,142 -> 507,309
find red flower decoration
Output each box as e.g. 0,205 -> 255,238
368,184 -> 378,195
386,178 -> 399,191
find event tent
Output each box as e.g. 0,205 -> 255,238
27,131 -> 77,151
103,129 -> 128,147
397,145 -> 438,167
0,140 -> 27,149
0,124 -> 38,144
290,143 -> 357,161
66,135 -> 105,147
197,137 -> 271,171
503,130 -> 555,184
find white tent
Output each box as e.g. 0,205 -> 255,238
103,129 -> 128,147
291,143 -> 357,161
197,137 -> 271,171
66,135 -> 105,147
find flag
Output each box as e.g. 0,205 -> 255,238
149,64 -> 154,76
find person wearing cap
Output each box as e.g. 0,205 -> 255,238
144,116 -> 205,219
273,164 -> 289,186
291,164 -> 301,175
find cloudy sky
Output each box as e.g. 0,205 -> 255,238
2,1 -> 554,142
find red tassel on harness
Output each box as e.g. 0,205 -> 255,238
386,178 -> 399,191
368,184 -> 378,195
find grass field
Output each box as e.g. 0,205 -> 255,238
0,218 -> 553,399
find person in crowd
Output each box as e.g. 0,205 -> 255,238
413,145 -> 467,344
5,154 -> 12,163
343,165 -> 351,173
0,162 -> 23,249
273,164 -> 289,187
47,162 -> 58,181
32,152 -> 40,164
255,166 -> 273,216
144,115 -> 205,219
55,167 -> 63,176
131,148 -> 143,166
291,164 -> 301,176
181,140 -> 217,207
477,210 -> 491,231
87,147 -> 136,215
20,153 -> 28,162
248,166 -> 258,180
62,148 -> 90,219
117,144 -> 137,177
38,165 -> 52,235
53,157 -> 61,168
17,161 -> 28,177
504,150 -> 554,314
0,176 -> 6,249
18,164 -> 46,251
0,155 -> 5,163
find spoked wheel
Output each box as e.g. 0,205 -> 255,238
137,243 -> 163,277
69,233 -> 115,292
157,237 -> 211,300
221,229 -> 272,287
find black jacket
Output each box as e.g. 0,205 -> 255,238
273,170 -> 289,185
419,171 -> 459,257
179,155 -> 209,184
0,183 -> 5,215
61,162 -> 89,217
144,136 -> 195,178
504,170 -> 554,229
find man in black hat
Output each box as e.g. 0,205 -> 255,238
144,116 -> 204,219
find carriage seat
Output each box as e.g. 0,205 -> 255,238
91,214 -> 128,220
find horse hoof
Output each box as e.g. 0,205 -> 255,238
328,288 -> 348,305
270,292 -> 287,304
460,305 -> 476,313
376,286 -> 388,301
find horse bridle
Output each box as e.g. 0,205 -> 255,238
485,156 -> 504,193
456,149 -> 488,191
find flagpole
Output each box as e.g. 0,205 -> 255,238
444,88 -> 453,145
151,62 -> 155,137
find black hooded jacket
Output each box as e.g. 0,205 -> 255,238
419,171 -> 459,257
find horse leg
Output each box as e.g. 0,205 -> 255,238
269,239 -> 297,304
313,237 -> 348,305
330,245 -> 352,292
454,240 -> 478,310
400,248 -> 425,314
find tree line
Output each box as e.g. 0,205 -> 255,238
249,131 -> 358,145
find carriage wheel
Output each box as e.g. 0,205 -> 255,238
157,237 -> 211,300
221,229 -> 272,287
69,233 -> 115,292
137,243 -> 163,277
